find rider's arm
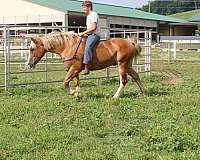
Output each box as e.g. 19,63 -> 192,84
79,22 -> 97,36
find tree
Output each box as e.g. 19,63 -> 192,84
139,0 -> 200,15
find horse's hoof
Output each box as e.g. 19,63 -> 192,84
113,94 -> 119,98
68,89 -> 76,96
74,92 -> 81,97
143,91 -> 149,96
68,93 -> 74,96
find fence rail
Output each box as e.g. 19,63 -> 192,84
159,36 -> 200,63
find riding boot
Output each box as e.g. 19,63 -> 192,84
82,64 -> 90,75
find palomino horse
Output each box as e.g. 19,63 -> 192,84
26,31 -> 148,98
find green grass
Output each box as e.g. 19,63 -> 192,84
1,60 -> 200,159
169,9 -> 200,20
152,49 -> 200,61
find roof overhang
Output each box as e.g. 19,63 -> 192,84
169,22 -> 198,28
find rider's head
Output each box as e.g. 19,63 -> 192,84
82,1 -> 93,14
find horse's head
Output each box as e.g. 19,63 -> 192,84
26,37 -> 46,69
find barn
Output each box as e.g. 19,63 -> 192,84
0,0 -> 198,40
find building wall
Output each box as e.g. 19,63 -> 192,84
159,24 -> 170,36
173,27 -> 194,36
0,0 -> 195,37
0,0 -> 64,17
108,16 -> 157,28
99,16 -> 109,38
159,24 -> 196,36
0,14 -> 65,24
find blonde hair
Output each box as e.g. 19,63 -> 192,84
41,31 -> 77,51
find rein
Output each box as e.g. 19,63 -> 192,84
62,37 -> 83,62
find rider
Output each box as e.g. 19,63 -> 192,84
78,0 -> 100,75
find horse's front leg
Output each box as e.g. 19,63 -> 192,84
63,67 -> 79,96
67,75 -> 81,97
73,75 -> 81,97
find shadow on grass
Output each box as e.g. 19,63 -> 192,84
81,78 -> 119,87
2,84 -> 65,96
148,87 -> 169,96
84,92 -> 110,99
121,92 -> 140,98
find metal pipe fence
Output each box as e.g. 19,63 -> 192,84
0,25 -> 152,91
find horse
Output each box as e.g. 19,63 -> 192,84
26,31 -> 148,98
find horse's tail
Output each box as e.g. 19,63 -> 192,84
132,41 -> 142,57
127,36 -> 142,57
127,36 -> 142,65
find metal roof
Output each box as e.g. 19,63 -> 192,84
189,12 -> 200,22
24,0 -> 189,23
169,22 -> 197,26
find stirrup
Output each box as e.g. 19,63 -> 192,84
82,69 -> 90,75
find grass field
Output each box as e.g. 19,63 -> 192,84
1,51 -> 200,159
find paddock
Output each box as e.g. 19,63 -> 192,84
1,0 -> 200,159
1,54 -> 200,159
1,24 -> 200,160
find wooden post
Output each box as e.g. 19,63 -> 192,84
168,43 -> 171,64
173,41 -> 176,61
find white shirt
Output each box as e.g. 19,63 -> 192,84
86,11 -> 100,36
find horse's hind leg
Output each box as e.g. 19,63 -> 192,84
127,67 -> 148,96
113,64 -> 128,98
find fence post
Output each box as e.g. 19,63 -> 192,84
45,27 -> 48,82
148,31 -> 152,76
106,67 -> 110,81
144,31 -> 149,76
105,28 -> 111,81
20,42 -> 24,57
135,31 -> 139,73
123,30 -> 126,38
173,41 -> 176,61
144,31 -> 152,76
168,42 -> 171,64
4,26 -> 10,91
10,43 -> 13,56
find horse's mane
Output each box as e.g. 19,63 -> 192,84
41,31 -> 77,51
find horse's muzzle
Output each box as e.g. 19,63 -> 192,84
25,60 -> 37,69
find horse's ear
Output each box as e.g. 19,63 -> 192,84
131,34 -> 138,44
31,37 -> 44,46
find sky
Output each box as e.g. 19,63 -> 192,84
87,0 -> 150,8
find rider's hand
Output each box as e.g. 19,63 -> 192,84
78,32 -> 85,37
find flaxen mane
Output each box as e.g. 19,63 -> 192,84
41,31 -> 77,50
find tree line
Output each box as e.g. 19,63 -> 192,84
139,0 -> 200,15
